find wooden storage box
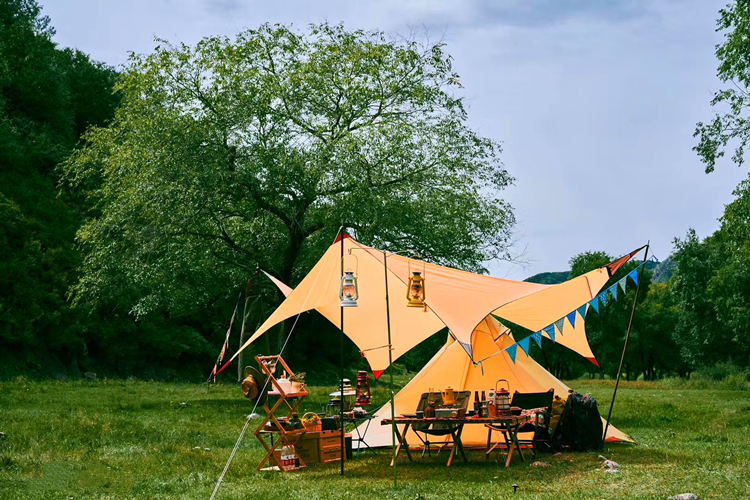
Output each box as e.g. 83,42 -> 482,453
295,430 -> 349,466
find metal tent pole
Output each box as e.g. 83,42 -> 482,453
256,272 -> 271,357
382,251 -> 397,487
340,229 -> 346,476
603,241 -> 650,445
238,275 -> 253,381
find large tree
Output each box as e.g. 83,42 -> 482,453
62,23 -> 516,318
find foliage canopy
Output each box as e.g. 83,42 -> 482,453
63,23 -> 516,318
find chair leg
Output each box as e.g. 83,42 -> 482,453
486,428 -> 492,460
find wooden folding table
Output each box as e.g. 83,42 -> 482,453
382,414 -> 530,467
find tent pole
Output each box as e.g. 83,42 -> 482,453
383,251 -> 397,487
256,271 -> 271,357
603,241 -> 649,445
340,228 -> 345,476
237,275 -> 253,381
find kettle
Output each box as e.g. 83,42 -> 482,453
441,387 -> 456,406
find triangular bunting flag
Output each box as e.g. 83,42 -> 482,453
554,318 -> 565,335
506,343 -> 518,364
609,284 -> 618,301
577,305 -> 587,320
458,340 -> 473,361
531,331 -> 543,348
589,296 -> 600,314
543,324 -> 556,343
629,268 -> 640,287
618,276 -> 627,294
599,291 -> 608,307
566,311 -> 577,329
518,336 -> 531,356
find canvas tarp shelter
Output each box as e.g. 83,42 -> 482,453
227,235 -> 631,376
259,257 -> 635,447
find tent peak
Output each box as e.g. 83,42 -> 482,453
334,232 -> 352,243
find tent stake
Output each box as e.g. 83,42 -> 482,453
603,241 -> 649,445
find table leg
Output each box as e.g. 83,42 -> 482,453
447,433 -> 457,467
508,423 -> 525,465
456,424 -> 468,463
357,418 -> 375,457
391,423 -> 412,466
504,427 -> 514,467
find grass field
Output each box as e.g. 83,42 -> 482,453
1,378 -> 749,499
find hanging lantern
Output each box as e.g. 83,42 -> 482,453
340,270 -> 359,307
406,256 -> 426,308
355,370 -> 371,406
407,271 -> 425,307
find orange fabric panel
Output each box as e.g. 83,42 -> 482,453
492,268 -> 609,332
228,237 -> 447,372
365,251 -> 548,346
262,271 -> 293,297
232,236 -> 619,372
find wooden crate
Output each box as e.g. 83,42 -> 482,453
294,430 -> 349,466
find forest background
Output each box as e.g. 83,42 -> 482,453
2,0 -> 750,386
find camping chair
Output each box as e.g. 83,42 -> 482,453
486,389 -> 554,460
412,391 -> 471,458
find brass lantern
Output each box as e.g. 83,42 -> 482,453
407,271 -> 425,307
340,270 -> 359,307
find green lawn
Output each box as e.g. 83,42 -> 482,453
1,378 -> 749,499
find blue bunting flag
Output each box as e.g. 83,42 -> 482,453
518,336 -> 531,356
618,276 -> 628,294
543,324 -> 556,343
566,311 -> 577,329
589,296 -> 600,314
577,305 -> 588,320
531,331 -> 543,348
554,318 -> 565,335
629,267 -> 640,287
506,343 -> 518,364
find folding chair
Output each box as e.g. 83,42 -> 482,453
486,389 -> 554,460
412,391 -> 471,458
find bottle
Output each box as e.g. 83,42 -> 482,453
281,445 -> 287,467
290,444 -> 297,468
481,391 -> 487,417
473,391 -> 481,415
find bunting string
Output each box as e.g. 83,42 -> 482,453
474,263 -> 645,366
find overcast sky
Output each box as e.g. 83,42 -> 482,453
43,0 -> 748,279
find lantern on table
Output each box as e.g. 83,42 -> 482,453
495,379 -> 511,415
355,370 -> 371,406
340,270 -> 359,307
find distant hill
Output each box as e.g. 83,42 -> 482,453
524,258 -> 668,285
524,271 -> 569,284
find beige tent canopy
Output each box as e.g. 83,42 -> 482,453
228,235 -> 632,376
359,316 -> 633,447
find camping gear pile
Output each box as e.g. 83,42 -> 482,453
553,392 -> 604,452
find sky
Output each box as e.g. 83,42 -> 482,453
43,0 -> 748,279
